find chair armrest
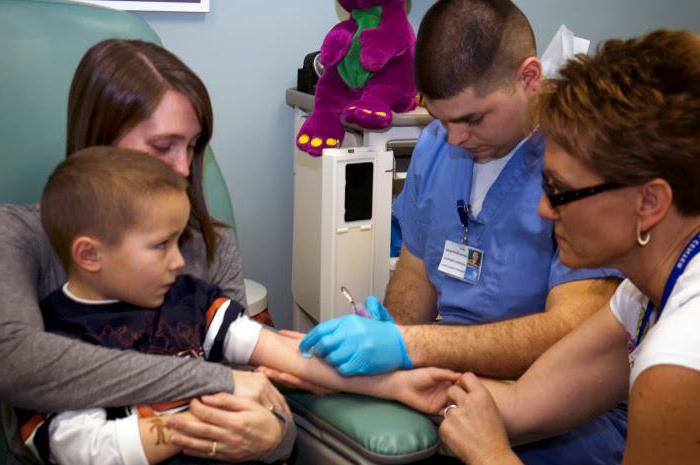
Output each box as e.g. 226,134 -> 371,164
286,391 -> 439,464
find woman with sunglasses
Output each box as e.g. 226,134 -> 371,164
439,29 -> 700,465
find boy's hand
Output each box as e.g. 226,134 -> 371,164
388,367 -> 461,414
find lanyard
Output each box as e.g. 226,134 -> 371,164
636,231 -> 700,347
456,200 -> 471,244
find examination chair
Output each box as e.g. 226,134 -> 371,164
0,1 -> 444,463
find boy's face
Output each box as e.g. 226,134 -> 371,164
97,191 -> 190,308
425,84 -> 530,162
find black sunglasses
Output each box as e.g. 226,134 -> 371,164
542,176 -> 624,208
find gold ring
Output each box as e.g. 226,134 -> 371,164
208,440 -> 217,457
443,403 -> 458,418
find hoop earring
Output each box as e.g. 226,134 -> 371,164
636,224 -> 651,247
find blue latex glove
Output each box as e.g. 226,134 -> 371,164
300,297 -> 412,376
364,295 -> 394,322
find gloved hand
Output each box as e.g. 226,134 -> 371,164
299,298 -> 412,376
363,295 -> 394,322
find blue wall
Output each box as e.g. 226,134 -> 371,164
138,1 -> 700,328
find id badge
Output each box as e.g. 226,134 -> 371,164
438,240 -> 484,283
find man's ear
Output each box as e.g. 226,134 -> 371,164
638,178 -> 674,232
71,236 -> 102,273
517,57 -> 542,96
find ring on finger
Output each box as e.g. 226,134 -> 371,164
208,440 -> 217,457
443,403 -> 458,418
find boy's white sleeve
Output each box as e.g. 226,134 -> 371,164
49,409 -> 148,465
223,314 -> 263,364
201,298 -> 263,365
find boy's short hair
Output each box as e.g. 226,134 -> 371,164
41,146 -> 188,270
415,0 -> 536,99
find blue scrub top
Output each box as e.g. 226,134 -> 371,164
393,120 -> 621,325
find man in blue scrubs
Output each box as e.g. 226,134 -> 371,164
301,1 -> 627,463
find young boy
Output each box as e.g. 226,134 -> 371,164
18,147 -> 458,465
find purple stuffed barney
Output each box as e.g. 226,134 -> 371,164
296,0 -> 417,156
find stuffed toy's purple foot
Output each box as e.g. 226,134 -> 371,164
296,111 -> 344,157
295,0 -> 417,157
342,100 -> 392,129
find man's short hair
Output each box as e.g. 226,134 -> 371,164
415,0 -> 536,99
41,146 -> 188,270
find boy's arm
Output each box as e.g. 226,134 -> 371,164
44,408 -> 183,465
250,329 -> 459,414
213,304 -> 458,414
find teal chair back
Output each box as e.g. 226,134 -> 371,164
0,0 -> 235,226
0,0 -> 236,460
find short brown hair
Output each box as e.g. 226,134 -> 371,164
533,29 -> 700,215
415,0 -> 536,99
67,39 -> 220,262
41,146 -> 188,270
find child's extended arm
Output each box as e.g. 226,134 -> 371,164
207,300 -> 456,413
248,328 -> 459,414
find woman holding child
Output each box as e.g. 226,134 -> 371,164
0,39 -> 292,463
2,37 -> 460,465
440,29 -> 700,465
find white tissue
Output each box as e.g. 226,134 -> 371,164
541,24 -> 591,78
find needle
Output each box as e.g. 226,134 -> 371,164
339,286 -> 358,313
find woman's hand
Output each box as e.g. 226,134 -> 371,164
388,367 -> 461,414
231,369 -> 290,415
166,394 -> 285,462
439,373 -> 521,465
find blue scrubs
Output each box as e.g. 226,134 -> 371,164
393,121 -> 626,464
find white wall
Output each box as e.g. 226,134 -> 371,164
138,0 -> 700,328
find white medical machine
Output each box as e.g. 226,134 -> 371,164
287,89 -> 432,330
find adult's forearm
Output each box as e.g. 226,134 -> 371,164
400,311 -> 573,378
0,322 -> 233,411
384,269 -> 437,325
481,309 -> 629,441
400,278 -> 619,378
